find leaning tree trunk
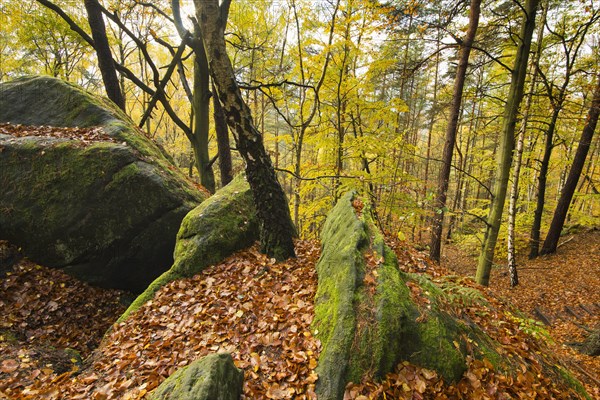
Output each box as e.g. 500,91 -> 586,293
541,73 -> 600,255
84,0 -> 125,110
430,0 -> 481,262
507,5 -> 546,287
476,0 -> 539,286
195,0 -> 296,260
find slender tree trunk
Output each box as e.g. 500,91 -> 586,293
476,0 -> 539,286
213,82 -> 233,187
429,0 -> 481,262
529,110 -> 559,257
171,0 -> 215,192
196,0 -> 296,260
191,30 -> 215,193
541,74 -> 600,255
420,27 -> 441,242
84,0 -> 125,110
507,5 -> 546,287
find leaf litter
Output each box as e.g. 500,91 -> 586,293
0,233 -> 598,399
0,123 -> 117,146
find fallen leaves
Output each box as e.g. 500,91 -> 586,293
0,240 -> 320,399
0,259 -> 127,355
0,123 -> 117,146
1,232 -> 597,399
444,229 -> 600,398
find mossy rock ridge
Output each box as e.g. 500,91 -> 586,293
0,76 -> 206,292
118,174 -> 257,322
147,353 -> 243,400
313,192 -> 507,400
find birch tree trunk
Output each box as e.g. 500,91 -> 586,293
507,3 -> 546,287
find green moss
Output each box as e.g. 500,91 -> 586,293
552,365 -> 591,400
118,269 -> 183,323
0,329 -> 19,344
313,192 -> 519,399
313,192 -> 368,400
118,175 -> 257,322
408,311 -> 467,382
148,353 -> 243,400
0,76 -> 210,292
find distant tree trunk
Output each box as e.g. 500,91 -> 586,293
429,0 -> 481,262
527,8 -> 596,258
196,0 -> 296,260
421,28 -> 441,243
529,109 -> 560,258
476,0 -> 539,286
83,0 -> 124,111
213,82 -> 233,187
541,73 -> 600,255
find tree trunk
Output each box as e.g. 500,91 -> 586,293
195,0 -> 296,260
84,0 -> 125,111
213,83 -> 233,187
507,4 -> 546,287
529,110 -> 559,258
191,30 -> 216,193
476,0 -> 539,286
429,0 -> 481,262
541,73 -> 600,255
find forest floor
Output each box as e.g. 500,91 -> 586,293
442,229 -> 600,398
0,231 -> 598,399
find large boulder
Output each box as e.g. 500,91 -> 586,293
313,192 -> 502,400
0,76 -> 206,292
118,174 -> 257,321
148,353 -> 243,400
313,193 -> 591,400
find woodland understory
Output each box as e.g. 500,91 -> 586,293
1,0 -> 600,397
0,231 -> 598,398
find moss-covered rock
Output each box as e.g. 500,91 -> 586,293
312,192 -> 367,399
0,76 -> 206,292
118,174 -> 257,322
148,353 -> 243,400
313,193 -> 507,400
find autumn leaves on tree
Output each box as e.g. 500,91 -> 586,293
18,0 -> 600,278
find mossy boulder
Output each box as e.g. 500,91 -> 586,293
313,192 -> 505,400
0,76 -> 206,292
148,353 -> 243,400
118,174 -> 257,322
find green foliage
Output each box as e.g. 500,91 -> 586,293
506,312 -> 552,342
437,276 -> 488,307
1,0 -> 598,254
